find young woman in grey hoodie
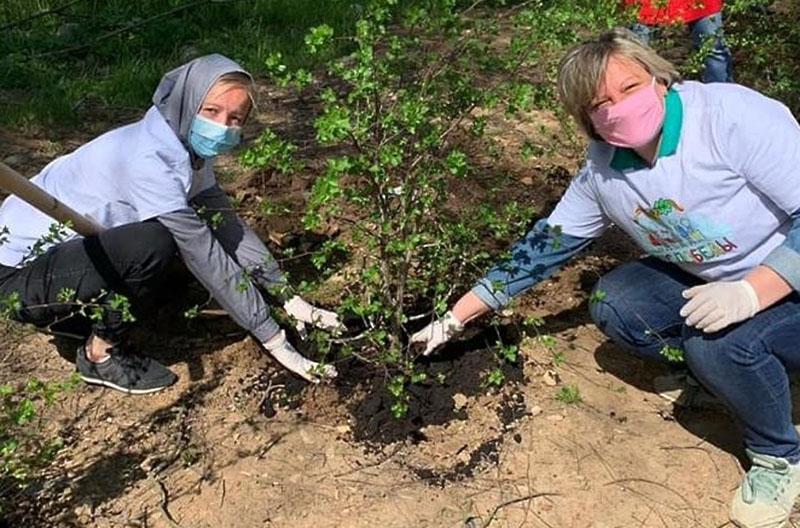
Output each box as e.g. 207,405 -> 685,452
0,54 -> 340,393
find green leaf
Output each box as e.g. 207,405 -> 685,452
659,346 -> 685,363
445,150 -> 469,178
305,25 -> 335,55
390,401 -> 408,419
410,372 -> 427,384
239,128 -> 298,174
315,105 -> 352,144
12,399 -> 36,425
588,289 -> 606,304
56,288 -> 76,303
497,344 -> 518,363
0,292 -> 22,319
387,375 -> 406,398
183,305 -> 200,320
484,368 -> 505,388
264,52 -> 288,80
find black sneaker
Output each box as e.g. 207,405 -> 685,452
76,345 -> 177,394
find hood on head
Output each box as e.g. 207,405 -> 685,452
152,53 -> 252,146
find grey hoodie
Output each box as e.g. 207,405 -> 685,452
154,54 -> 286,342
153,53 -> 250,147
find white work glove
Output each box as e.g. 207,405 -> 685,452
263,330 -> 338,383
283,295 -> 345,334
409,310 -> 465,356
680,280 -> 760,333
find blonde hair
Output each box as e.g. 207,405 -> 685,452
209,71 -> 258,121
557,27 -> 681,140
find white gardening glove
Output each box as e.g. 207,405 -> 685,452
283,295 -> 345,334
680,280 -> 760,333
410,310 -> 465,356
263,330 -> 338,383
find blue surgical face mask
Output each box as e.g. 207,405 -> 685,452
189,114 -> 242,159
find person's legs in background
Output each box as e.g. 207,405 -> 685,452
629,22 -> 656,46
689,12 -> 734,82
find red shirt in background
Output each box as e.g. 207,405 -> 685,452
625,0 -> 723,25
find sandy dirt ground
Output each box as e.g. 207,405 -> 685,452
2,268 -> 773,528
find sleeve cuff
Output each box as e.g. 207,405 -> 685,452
471,278 -> 511,311
762,245 -> 800,292
253,318 -> 281,343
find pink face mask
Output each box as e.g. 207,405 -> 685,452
590,77 -> 665,149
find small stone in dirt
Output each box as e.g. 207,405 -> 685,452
299,429 -> 313,445
335,424 -> 351,434
542,369 -> 560,386
609,410 -> 628,424
530,405 -> 543,416
452,393 -> 468,410
268,231 -> 292,247
513,433 -> 522,444
3,155 -> 23,167
546,414 -> 565,421
657,409 -> 676,421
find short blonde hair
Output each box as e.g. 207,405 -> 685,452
557,28 -> 681,140
210,71 -> 258,121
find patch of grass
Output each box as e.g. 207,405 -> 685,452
552,350 -> 566,367
1,0 -> 361,129
555,384 -> 581,405
6,0 -> 798,131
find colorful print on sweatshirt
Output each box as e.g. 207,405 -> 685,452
631,198 -> 737,264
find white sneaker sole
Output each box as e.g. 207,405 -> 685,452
79,374 -> 171,395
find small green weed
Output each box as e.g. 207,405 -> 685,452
0,373 -> 80,514
659,345 -> 685,363
483,368 -> 506,388
552,350 -> 566,367
555,384 -> 582,405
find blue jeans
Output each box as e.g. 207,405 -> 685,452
631,12 -> 734,83
589,257 -> 800,462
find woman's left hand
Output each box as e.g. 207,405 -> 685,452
283,295 -> 345,333
680,280 -> 761,333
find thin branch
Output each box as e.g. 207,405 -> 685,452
153,478 -> 183,528
333,444 -> 403,477
483,492 -> 559,527
659,442 -> 722,481
604,478 -> 702,526
1,0 -> 88,31
36,0 -> 240,58
217,478 -> 226,509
